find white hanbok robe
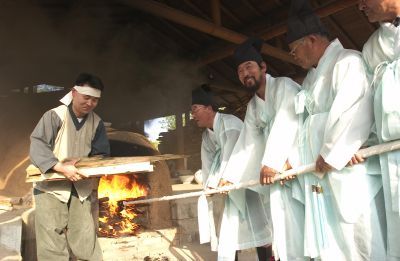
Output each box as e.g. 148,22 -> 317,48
362,22 -> 400,261
199,112 -> 245,260
298,39 -> 385,260
221,74 -> 307,261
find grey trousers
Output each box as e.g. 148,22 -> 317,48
34,187 -> 102,261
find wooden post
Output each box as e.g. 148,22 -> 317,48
175,113 -> 185,171
211,0 -> 221,26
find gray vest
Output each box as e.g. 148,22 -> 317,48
34,105 -> 101,202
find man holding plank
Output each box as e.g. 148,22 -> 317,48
30,73 -> 110,260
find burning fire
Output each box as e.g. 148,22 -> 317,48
98,174 -> 149,237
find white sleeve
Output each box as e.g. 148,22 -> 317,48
320,52 -> 373,170
261,80 -> 300,171
200,131 -> 217,187
218,127 -> 242,176
221,102 -> 265,184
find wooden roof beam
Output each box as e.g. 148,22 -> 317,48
199,0 -> 358,65
311,0 -> 358,50
183,0 -> 210,20
241,0 -> 263,17
220,4 -> 243,25
351,6 -> 378,32
155,18 -> 201,48
121,0 -> 295,64
324,16 -> 359,49
259,0 -> 359,40
211,0 -> 221,26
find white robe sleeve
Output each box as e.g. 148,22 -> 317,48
201,114 -> 243,188
222,100 -> 265,184
320,51 -> 373,170
218,128 -> 242,176
261,79 -> 300,171
201,131 -> 217,188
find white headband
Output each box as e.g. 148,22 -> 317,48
59,85 -> 102,105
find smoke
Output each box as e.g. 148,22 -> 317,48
0,0 -> 206,195
0,0 -> 205,126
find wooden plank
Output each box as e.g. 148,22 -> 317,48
27,162 -> 153,182
26,154 -> 187,183
26,154 -> 186,175
0,197 -> 22,206
0,205 -> 13,211
26,162 -> 154,183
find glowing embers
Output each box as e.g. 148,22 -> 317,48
98,174 -> 149,237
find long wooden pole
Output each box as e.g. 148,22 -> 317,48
123,140 -> 400,206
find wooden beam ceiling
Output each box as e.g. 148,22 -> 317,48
210,0 -> 221,26
199,0 -> 359,65
241,0 -> 263,17
121,0 -> 295,64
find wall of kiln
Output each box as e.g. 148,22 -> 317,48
106,130 -> 173,229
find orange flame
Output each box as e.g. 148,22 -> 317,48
98,174 -> 148,237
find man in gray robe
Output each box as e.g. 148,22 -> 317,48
30,73 -> 110,260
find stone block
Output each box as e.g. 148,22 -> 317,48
0,213 -> 22,253
171,199 -> 197,220
21,208 -> 36,261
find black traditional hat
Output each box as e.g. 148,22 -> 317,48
191,84 -> 215,107
286,0 -> 328,44
233,37 -> 264,68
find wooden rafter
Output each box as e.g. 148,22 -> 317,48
351,6 -> 378,32
311,0 -> 358,50
240,0 -> 263,17
220,4 -> 242,25
211,0 -> 221,26
324,16 -> 359,49
156,17 -> 201,48
183,0 -> 210,19
121,0 -> 295,64
199,0 -> 359,65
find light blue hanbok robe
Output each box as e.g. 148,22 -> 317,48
198,112 -> 244,260
298,39 -> 386,261
362,22 -> 400,261
221,74 -> 307,261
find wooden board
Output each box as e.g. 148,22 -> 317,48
26,154 -> 187,183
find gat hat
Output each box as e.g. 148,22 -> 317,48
286,0 -> 328,44
233,37 -> 264,68
192,84 -> 215,107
